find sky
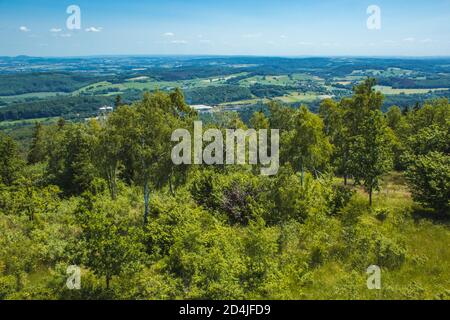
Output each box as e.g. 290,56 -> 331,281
0,0 -> 449,57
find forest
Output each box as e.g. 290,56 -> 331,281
0,79 -> 449,300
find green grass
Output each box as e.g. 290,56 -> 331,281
218,91 -> 330,107
311,172 -> 450,300
0,92 -> 69,103
276,92 -> 331,103
374,85 -> 448,95
0,117 -> 59,129
238,73 -> 320,87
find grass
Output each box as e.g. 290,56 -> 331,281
0,117 -> 59,129
374,85 -> 449,95
276,92 -> 331,103
238,73 -> 320,87
306,172 -> 450,299
0,92 -> 69,104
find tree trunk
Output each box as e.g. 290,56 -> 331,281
107,168 -> 117,200
300,164 -> 304,187
344,175 -> 347,186
106,275 -> 111,290
369,187 -> 373,207
143,180 -> 150,225
169,169 -> 175,197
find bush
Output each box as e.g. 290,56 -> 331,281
190,170 -> 265,225
405,151 -> 450,214
374,236 -> 406,270
374,208 -> 389,222
328,185 -> 355,216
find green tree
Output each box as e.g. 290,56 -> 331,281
95,108 -> 133,200
319,98 -> 351,184
386,106 -> 403,131
46,124 -> 97,195
250,111 -> 269,130
75,195 -> 146,290
0,133 -> 24,186
27,122 -> 47,164
406,125 -> 449,157
342,79 -> 393,205
349,109 -> 393,206
128,90 -> 193,224
283,106 -> 332,185
268,101 -> 295,131
114,95 -> 123,108
405,151 -> 449,214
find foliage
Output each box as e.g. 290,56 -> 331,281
0,86 -> 449,300
0,132 -> 24,185
405,152 -> 450,214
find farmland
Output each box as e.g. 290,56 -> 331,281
1,56 -> 450,125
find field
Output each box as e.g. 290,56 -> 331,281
1,56 -> 450,138
374,85 -> 449,95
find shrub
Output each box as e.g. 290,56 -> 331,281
405,151 -> 450,214
328,185 -> 355,216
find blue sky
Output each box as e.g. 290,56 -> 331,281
0,0 -> 449,57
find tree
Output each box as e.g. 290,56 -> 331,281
75,195 -> 146,290
128,90 -> 193,224
27,122 -> 47,164
114,95 -> 123,108
386,106 -> 402,131
405,152 -> 450,214
406,125 -> 449,157
350,110 -> 393,206
250,111 -> 269,130
268,101 -> 295,131
345,79 -> 393,206
46,124 -> 97,195
283,106 -> 332,185
0,133 -> 24,186
94,107 -> 133,200
405,99 -> 449,134
319,98 -> 350,184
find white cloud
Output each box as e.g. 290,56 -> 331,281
19,26 -> 30,32
85,27 -> 103,32
280,35 -> 287,39
298,41 -> 313,46
199,39 -> 212,44
60,33 -> 72,38
420,38 -> 433,43
50,28 -> 62,33
403,37 -> 415,42
163,32 -> 175,37
171,40 -> 188,44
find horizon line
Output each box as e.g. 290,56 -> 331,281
2,54 -> 450,60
